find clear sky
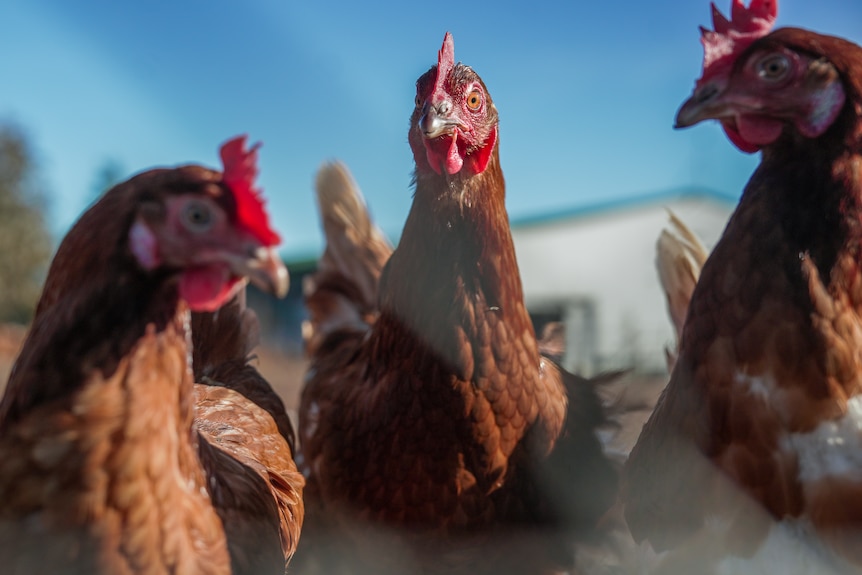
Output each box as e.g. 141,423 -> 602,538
2,0 -> 860,259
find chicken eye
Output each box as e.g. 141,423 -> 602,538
183,201 -> 214,232
757,54 -> 790,82
466,90 -> 482,111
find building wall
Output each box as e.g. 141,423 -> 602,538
511,196 -> 733,374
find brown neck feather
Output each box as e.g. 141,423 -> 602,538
376,150 -> 536,379
751,97 -> 862,280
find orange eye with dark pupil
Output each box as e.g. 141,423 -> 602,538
466,91 -> 482,110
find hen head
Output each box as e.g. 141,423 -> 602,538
675,0 -> 849,152
124,136 -> 288,311
409,32 -> 499,176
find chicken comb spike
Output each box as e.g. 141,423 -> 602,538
219,135 -> 281,247
433,32 -> 455,97
697,0 -> 777,86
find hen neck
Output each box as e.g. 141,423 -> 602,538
748,118 -> 862,280
378,164 -> 535,379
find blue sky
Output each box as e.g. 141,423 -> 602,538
2,0 -> 861,259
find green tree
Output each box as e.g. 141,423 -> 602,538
0,123 -> 52,324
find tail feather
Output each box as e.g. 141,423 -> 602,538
536,321 -> 566,364
303,161 -> 393,355
656,211 -> 708,372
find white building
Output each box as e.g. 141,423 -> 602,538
510,188 -> 735,374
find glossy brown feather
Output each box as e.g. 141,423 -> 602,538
623,26 -> 862,569
0,311 -> 231,575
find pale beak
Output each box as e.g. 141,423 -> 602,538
226,246 -> 289,298
420,100 -> 465,139
675,80 -> 739,129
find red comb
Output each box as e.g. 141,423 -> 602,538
433,32 -> 455,99
219,135 -> 280,247
697,0 -> 777,86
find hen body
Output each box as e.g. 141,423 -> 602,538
296,34 -> 616,575
623,3 -> 862,572
0,139 -> 302,575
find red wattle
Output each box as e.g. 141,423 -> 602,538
736,114 -> 783,148
424,145 -> 442,175
179,265 -> 239,312
468,126 -> 497,175
445,132 -> 464,175
721,121 -> 761,153
424,134 -> 465,175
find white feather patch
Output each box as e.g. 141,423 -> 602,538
782,395 -> 862,483
734,371 -> 775,401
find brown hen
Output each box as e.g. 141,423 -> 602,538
0,137 -> 303,575
295,33 -> 617,575
623,1 -> 862,572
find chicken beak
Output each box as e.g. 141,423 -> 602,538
675,81 -> 734,129
420,102 -> 464,139
226,246 -> 289,298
